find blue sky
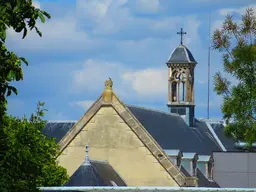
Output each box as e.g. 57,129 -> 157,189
6,0 -> 256,121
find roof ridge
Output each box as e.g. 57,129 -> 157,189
183,45 -> 191,63
47,120 -> 77,123
90,160 -> 109,164
126,104 -> 180,117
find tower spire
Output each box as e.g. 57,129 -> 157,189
177,28 -> 187,45
83,144 -> 91,165
167,28 -> 197,127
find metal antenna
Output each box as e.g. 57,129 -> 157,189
207,12 -> 211,119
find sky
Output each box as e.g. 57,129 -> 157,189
5,0 -> 256,121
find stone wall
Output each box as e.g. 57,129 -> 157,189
57,106 -> 178,186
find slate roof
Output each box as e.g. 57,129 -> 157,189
180,166 -> 219,187
42,106 -> 222,155
64,163 -> 105,186
167,45 -> 197,64
64,160 -> 126,187
91,161 -> 126,186
42,121 -> 75,143
197,169 -> 219,188
209,123 -> 239,151
127,105 -> 221,155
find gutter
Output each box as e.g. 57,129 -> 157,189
235,142 -> 256,149
39,186 -> 256,191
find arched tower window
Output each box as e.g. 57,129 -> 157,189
173,69 -> 187,102
172,82 -> 177,102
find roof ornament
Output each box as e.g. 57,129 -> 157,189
83,144 -> 91,166
177,28 -> 187,45
105,77 -> 113,89
103,78 -> 113,103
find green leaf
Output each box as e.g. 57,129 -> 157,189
42,11 -> 51,19
15,68 -> 23,81
19,57 -> 28,65
8,86 -> 18,95
212,8 -> 256,144
0,30 -> 6,42
6,89 -> 11,97
7,70 -> 16,81
38,12 -> 45,23
22,27 -> 27,39
15,25 -> 24,33
35,26 -> 42,37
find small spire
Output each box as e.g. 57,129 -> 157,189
83,144 -> 91,166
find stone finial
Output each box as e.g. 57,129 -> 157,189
83,144 -> 90,165
105,77 -> 113,89
103,78 -> 113,102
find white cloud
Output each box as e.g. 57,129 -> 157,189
69,100 -> 95,111
182,16 -> 201,46
135,0 -> 162,14
76,0 -> 130,35
8,0 -> 254,121
6,16 -> 103,52
211,19 -> 223,33
71,59 -> 126,93
71,58 -> 168,100
213,4 -> 256,35
32,1 -> 41,9
122,68 -> 166,97
117,16 -> 201,59
219,4 -> 256,16
118,37 -> 169,57
6,1 -> 201,54
76,0 -> 112,22
152,17 -> 181,31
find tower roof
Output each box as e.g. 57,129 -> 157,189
167,44 -> 197,64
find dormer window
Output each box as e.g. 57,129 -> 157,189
181,153 -> 198,176
164,149 -> 183,169
198,155 -> 214,181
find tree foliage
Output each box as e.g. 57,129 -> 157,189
0,0 -> 51,118
212,7 -> 256,147
0,0 -> 50,162
0,1 -> 69,191
0,102 -> 69,192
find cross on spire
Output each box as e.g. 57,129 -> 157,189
177,28 -> 187,45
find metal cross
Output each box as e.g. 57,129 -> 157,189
177,28 -> 187,45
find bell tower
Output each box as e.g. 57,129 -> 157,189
166,28 -> 197,127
